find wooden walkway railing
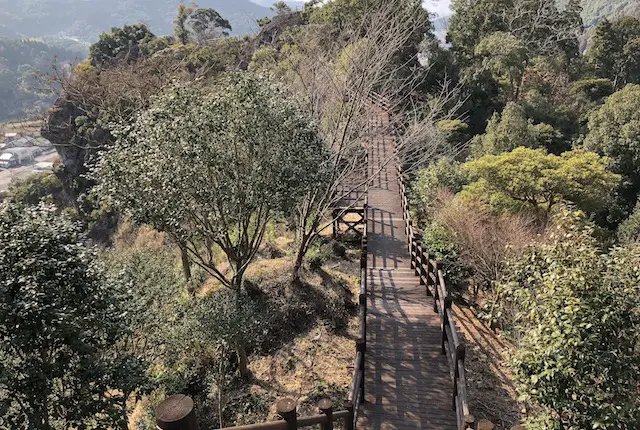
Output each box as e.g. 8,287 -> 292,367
396,164 -> 475,430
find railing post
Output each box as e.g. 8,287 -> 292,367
413,234 -> 422,277
417,244 -> 425,286
359,291 -> 367,348
318,399 -> 334,430
462,415 -> 475,429
432,260 -> 440,313
442,295 -> 452,354
276,398 -> 298,430
424,253 -> 432,296
155,395 -> 198,430
345,401 -> 354,430
357,339 -> 366,403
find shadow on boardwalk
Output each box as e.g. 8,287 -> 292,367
359,106 -> 457,429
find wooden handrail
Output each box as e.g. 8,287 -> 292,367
395,156 -> 474,430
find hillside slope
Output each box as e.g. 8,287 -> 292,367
581,0 -> 640,27
0,0 -> 273,42
557,0 -> 639,28
0,38 -> 80,121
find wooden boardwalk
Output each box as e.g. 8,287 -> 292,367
359,107 -> 457,429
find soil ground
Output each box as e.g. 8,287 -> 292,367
454,305 -> 524,429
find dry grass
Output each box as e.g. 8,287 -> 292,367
250,322 -> 358,419
113,221 -> 169,252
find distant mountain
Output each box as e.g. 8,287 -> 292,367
0,0 -> 275,43
0,38 -> 81,121
578,0 -> 640,28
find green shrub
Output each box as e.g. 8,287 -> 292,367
618,199 -> 640,243
410,159 -> 467,227
499,210 -> 640,429
306,239 -> 333,269
421,224 -> 471,290
6,171 -> 65,207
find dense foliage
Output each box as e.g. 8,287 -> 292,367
406,2 -> 640,427
0,204 -> 148,429
584,84 -> 640,218
463,147 -> 619,214
96,73 -> 329,375
588,17 -> 640,88
500,212 -> 640,429
97,74 -> 328,292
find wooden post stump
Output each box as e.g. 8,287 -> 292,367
276,398 -> 298,430
477,419 -> 495,430
318,399 -> 333,430
155,395 -> 197,430
462,414 -> 475,429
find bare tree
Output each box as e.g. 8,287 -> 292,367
503,0 -> 583,57
276,0 -> 464,280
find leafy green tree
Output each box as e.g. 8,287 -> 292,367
272,1 -> 291,14
174,3 -> 232,45
475,32 -> 528,100
174,3 -> 195,45
584,84 -> 640,217
0,203 -> 148,429
449,0 -> 583,131
447,0 -> 510,62
463,147 -> 620,213
500,212 -> 640,429
618,198 -> 640,243
589,19 -> 620,82
89,23 -> 156,68
190,8 -> 232,40
449,0 -> 582,62
470,102 -> 562,157
96,74 -> 329,375
589,17 -> 640,88
6,171 -> 67,207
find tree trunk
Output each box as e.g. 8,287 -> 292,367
292,243 -> 306,284
236,341 -> 249,378
180,246 -> 192,282
292,229 -> 315,284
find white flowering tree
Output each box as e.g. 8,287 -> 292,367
96,73 -> 329,375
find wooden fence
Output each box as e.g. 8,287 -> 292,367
396,164 -> 473,430
155,202 -> 369,430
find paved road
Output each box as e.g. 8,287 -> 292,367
0,152 -> 60,192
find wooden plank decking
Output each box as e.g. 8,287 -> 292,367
359,107 -> 457,429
